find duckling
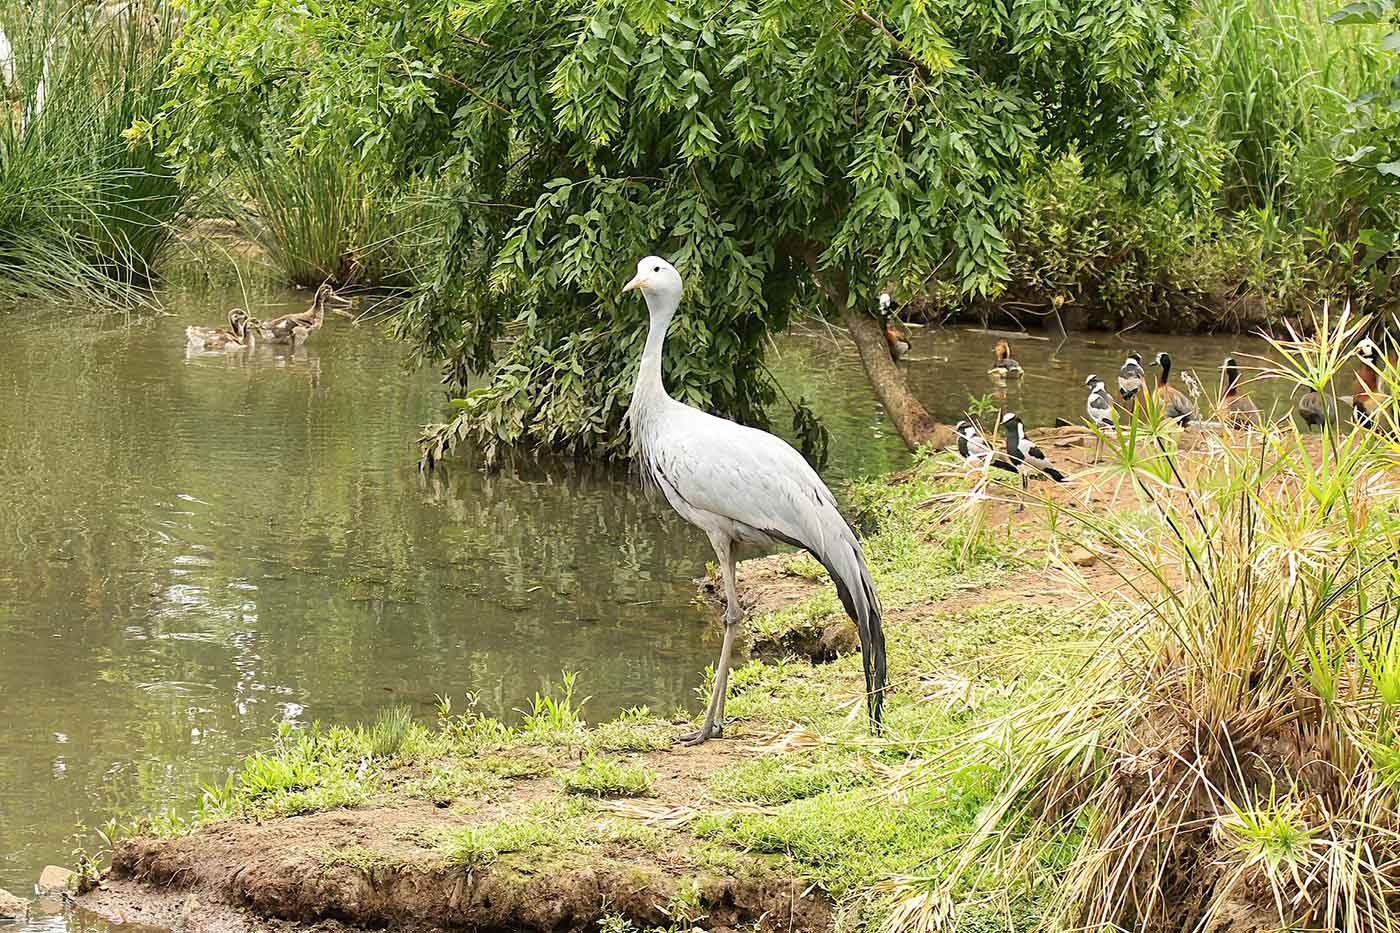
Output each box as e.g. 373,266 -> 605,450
250,282 -> 349,347
880,293 -> 910,361
988,339 -> 1023,379
1152,352 -> 1195,426
1220,356 -> 1260,426
1001,412 -> 1068,492
1117,351 -> 1144,403
186,308 -> 253,352
1353,338 -> 1385,429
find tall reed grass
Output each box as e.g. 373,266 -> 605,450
1196,0 -> 1387,230
0,3 -> 187,304
226,149 -> 443,290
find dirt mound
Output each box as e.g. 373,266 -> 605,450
86,802 -> 831,933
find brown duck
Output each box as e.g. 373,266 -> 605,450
250,283 -> 349,347
186,308 -> 253,352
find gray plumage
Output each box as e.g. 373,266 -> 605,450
1085,375 -> 1114,428
623,257 -> 886,744
956,420 -> 1016,473
1001,412 -> 1067,489
1118,352 -> 1143,402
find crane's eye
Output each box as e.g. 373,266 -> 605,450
652,265 -> 660,272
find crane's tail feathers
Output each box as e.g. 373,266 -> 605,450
817,542 -> 887,732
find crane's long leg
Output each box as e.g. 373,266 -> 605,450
679,534 -> 740,746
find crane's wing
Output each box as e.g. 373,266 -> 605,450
645,405 -> 844,552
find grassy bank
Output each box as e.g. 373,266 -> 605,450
84,453 -> 1112,932
82,319 -> 1400,932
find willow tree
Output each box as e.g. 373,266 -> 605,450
151,0 -> 1207,462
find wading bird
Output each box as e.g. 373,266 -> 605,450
1118,351 -> 1144,403
186,309 -> 253,352
622,256 -> 886,745
1153,352 -> 1195,426
988,339 -> 1023,379
880,293 -> 910,361
1001,412 -> 1067,500
1220,356 -> 1259,426
1084,374 -> 1114,462
250,283 -> 349,347
1353,338 -> 1385,429
956,420 -> 1017,473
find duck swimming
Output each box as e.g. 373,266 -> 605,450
186,308 -> 253,352
988,339 -> 1023,379
250,283 -> 349,347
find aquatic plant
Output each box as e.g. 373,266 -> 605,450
224,149 -> 440,289
0,2 -> 186,303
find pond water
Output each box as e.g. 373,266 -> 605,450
0,288 -> 1291,930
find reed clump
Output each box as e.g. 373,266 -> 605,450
0,2 -> 186,303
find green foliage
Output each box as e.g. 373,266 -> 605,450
0,2 -> 187,303
707,754 -> 869,804
587,706 -> 674,753
148,0 -> 1204,460
519,671 -> 589,744
559,753 -> 655,797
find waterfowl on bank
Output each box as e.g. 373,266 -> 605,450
1221,356 -> 1260,426
1085,375 -> 1114,462
1001,412 -> 1068,498
989,339 -> 1023,379
880,293 -> 910,361
1118,351 -> 1144,403
186,308 -> 253,352
956,420 -> 1017,473
1153,352 -> 1195,426
1353,338 -> 1385,429
1296,388 -> 1352,432
250,283 -> 349,347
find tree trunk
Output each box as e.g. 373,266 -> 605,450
798,245 -> 955,452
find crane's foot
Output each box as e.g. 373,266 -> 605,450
675,722 -> 723,746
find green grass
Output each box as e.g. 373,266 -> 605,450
227,150 -> 443,289
559,753 -> 655,798
0,4 -> 188,303
586,706 -> 674,753
707,754 -> 869,804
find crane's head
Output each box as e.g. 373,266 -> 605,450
622,256 -> 682,303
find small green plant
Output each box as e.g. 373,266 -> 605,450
588,706 -> 673,753
519,671 -> 588,744
559,753 -> 654,798
365,705 -> 414,759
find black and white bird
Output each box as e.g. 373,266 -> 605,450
1118,351 -> 1144,403
1084,374 -> 1115,463
956,420 -> 1017,473
1085,375 -> 1115,428
1001,412 -> 1068,497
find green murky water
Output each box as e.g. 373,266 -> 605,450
0,287 -> 1290,931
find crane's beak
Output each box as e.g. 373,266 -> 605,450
621,273 -> 648,294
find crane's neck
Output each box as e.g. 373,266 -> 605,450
632,289 -> 679,410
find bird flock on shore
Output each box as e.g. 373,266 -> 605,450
928,317 -> 1391,492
